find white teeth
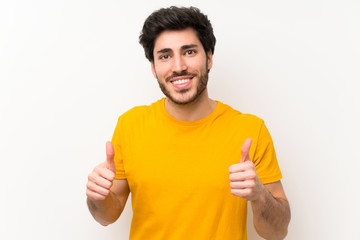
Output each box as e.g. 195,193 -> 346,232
172,79 -> 190,85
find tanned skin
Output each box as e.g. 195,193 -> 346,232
86,28 -> 290,239
229,138 -> 291,239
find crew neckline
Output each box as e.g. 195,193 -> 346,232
158,98 -> 224,126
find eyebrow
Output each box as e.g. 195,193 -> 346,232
181,44 -> 199,50
157,48 -> 172,54
156,44 -> 199,55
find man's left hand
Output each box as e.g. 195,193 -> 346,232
228,138 -> 266,201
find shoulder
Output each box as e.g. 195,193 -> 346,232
218,101 -> 264,128
116,98 -> 164,125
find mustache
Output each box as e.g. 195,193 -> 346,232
166,70 -> 196,82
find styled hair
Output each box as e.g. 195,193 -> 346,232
139,6 -> 216,62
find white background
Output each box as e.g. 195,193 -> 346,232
1,0 -> 359,239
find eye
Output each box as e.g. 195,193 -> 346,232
185,50 -> 196,55
160,54 -> 170,60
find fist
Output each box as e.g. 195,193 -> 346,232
86,141 -> 116,201
229,138 -> 265,201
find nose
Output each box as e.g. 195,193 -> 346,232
172,54 -> 187,73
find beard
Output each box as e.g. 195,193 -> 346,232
156,64 -> 209,105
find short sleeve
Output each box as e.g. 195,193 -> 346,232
111,116 -> 127,179
253,122 -> 282,184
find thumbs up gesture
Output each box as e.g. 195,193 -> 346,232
228,138 -> 265,201
86,141 -> 116,201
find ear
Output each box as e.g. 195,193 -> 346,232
207,52 -> 213,70
151,61 -> 157,78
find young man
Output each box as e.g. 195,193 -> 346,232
86,6 -> 290,240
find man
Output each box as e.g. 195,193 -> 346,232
86,6 -> 290,240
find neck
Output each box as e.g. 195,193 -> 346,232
164,89 -> 217,121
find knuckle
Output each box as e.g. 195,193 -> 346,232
105,181 -> 112,189
88,172 -> 99,182
229,164 -> 240,173
109,171 -> 115,180
243,189 -> 251,197
229,174 -> 234,181
93,166 -> 99,173
245,160 -> 253,166
87,182 -> 98,191
244,163 -> 252,169
229,173 -> 238,181
88,174 -> 94,182
86,190 -> 91,197
247,173 -> 256,180
103,189 -> 110,196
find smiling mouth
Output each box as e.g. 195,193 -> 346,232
169,76 -> 194,89
171,78 -> 191,85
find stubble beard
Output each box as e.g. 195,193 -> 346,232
156,64 -> 209,105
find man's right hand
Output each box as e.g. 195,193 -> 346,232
86,141 -> 116,201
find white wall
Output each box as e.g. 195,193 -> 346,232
1,0 -> 359,239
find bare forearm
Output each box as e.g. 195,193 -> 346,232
87,191 -> 123,226
251,186 -> 291,240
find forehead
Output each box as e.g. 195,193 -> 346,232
153,28 -> 202,52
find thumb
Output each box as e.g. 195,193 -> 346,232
240,138 -> 252,163
106,141 -> 116,173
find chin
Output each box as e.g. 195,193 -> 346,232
168,90 -> 204,105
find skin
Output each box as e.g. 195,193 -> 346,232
229,138 -> 291,239
86,28 -> 290,238
151,28 -> 216,121
86,142 -> 129,226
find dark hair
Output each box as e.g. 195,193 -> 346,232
139,6 -> 216,62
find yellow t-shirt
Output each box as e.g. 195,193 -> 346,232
112,98 -> 282,240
